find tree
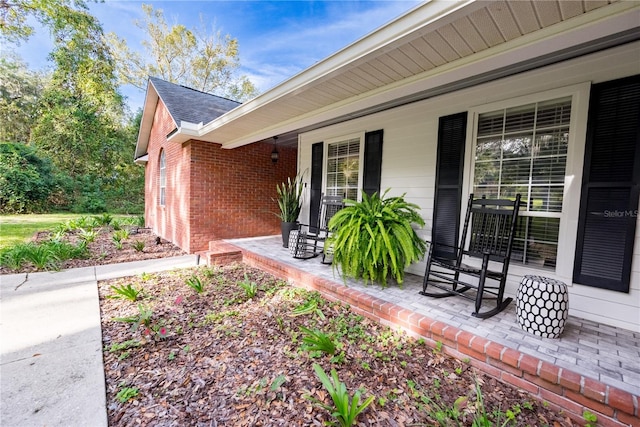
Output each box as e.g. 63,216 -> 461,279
29,7 -> 136,212
0,53 -> 45,143
2,0 -> 144,213
0,142 -> 57,213
0,0 -> 89,43
106,4 -> 258,101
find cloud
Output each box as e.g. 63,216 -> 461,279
239,1 -> 420,91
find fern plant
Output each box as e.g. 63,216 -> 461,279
327,189 -> 426,286
310,363 -> 374,427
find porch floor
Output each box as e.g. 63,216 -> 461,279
228,236 -> 640,398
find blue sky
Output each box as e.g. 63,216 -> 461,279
14,0 -> 421,113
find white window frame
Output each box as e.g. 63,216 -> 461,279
159,149 -> 166,206
323,132 -> 365,201
463,83 -> 591,279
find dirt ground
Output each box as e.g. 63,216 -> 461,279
99,263 -> 577,426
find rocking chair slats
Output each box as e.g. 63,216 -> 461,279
420,194 -> 521,318
291,195 -> 345,263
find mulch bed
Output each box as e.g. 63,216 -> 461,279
99,263 -> 576,426
0,227 -> 185,275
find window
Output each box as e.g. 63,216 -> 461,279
325,137 -> 361,200
159,150 -> 166,206
473,97 -> 571,268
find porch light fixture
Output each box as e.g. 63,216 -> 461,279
271,136 -> 279,163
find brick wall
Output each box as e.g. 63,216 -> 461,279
145,101 -> 192,251
144,99 -> 297,253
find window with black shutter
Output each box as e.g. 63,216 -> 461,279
433,113 -> 467,259
573,75 -> 640,292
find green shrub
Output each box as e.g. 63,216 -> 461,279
0,142 -> 57,213
328,190 -> 426,286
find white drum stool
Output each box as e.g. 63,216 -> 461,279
516,275 -> 569,338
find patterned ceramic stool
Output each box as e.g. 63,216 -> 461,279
288,230 -> 306,258
516,275 -> 569,338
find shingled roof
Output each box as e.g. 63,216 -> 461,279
149,76 -> 241,125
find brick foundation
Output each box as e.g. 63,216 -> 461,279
218,243 -> 640,427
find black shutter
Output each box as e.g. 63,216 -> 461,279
363,130 -> 383,197
573,75 -> 640,292
433,112 -> 467,259
309,142 -> 324,233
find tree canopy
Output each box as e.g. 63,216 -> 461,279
0,0 -> 89,43
106,4 -> 259,101
0,54 -> 45,143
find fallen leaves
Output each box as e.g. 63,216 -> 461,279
99,263 -> 576,426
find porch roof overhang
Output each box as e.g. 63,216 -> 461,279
165,0 -> 640,150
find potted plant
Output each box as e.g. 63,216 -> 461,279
275,174 -> 304,247
327,189 -> 426,286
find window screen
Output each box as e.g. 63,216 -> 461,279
474,97 -> 571,268
326,138 -> 360,200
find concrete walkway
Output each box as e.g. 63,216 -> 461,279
0,255 -> 198,427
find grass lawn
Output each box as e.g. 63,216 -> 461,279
0,213 -> 139,250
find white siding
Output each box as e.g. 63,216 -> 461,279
298,41 -> 640,332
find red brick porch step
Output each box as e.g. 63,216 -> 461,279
212,242 -> 639,427
201,240 -> 243,265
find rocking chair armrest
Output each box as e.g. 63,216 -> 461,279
425,241 -> 460,251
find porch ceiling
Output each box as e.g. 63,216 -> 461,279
169,0 -> 639,149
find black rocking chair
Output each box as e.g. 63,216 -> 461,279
420,194 -> 521,318
290,195 -> 345,263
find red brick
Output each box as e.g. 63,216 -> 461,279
500,348 -> 521,369
397,308 -> 413,322
485,341 -> 505,361
469,358 -> 503,379
565,390 -> 615,417
523,373 -> 563,394
559,368 -> 582,392
377,302 -> 394,316
356,293 -> 375,309
539,387 -> 583,418
456,331 -> 475,348
430,321 -> 448,337
583,377 -> 607,403
418,316 -> 435,332
469,336 -> 490,354
442,324 -> 460,343
458,345 -> 486,362
388,305 -> 402,320
519,354 -> 540,376
500,372 -> 539,394
487,358 -> 523,377
616,411 -> 640,426
607,387 -> 636,416
538,362 -> 560,385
